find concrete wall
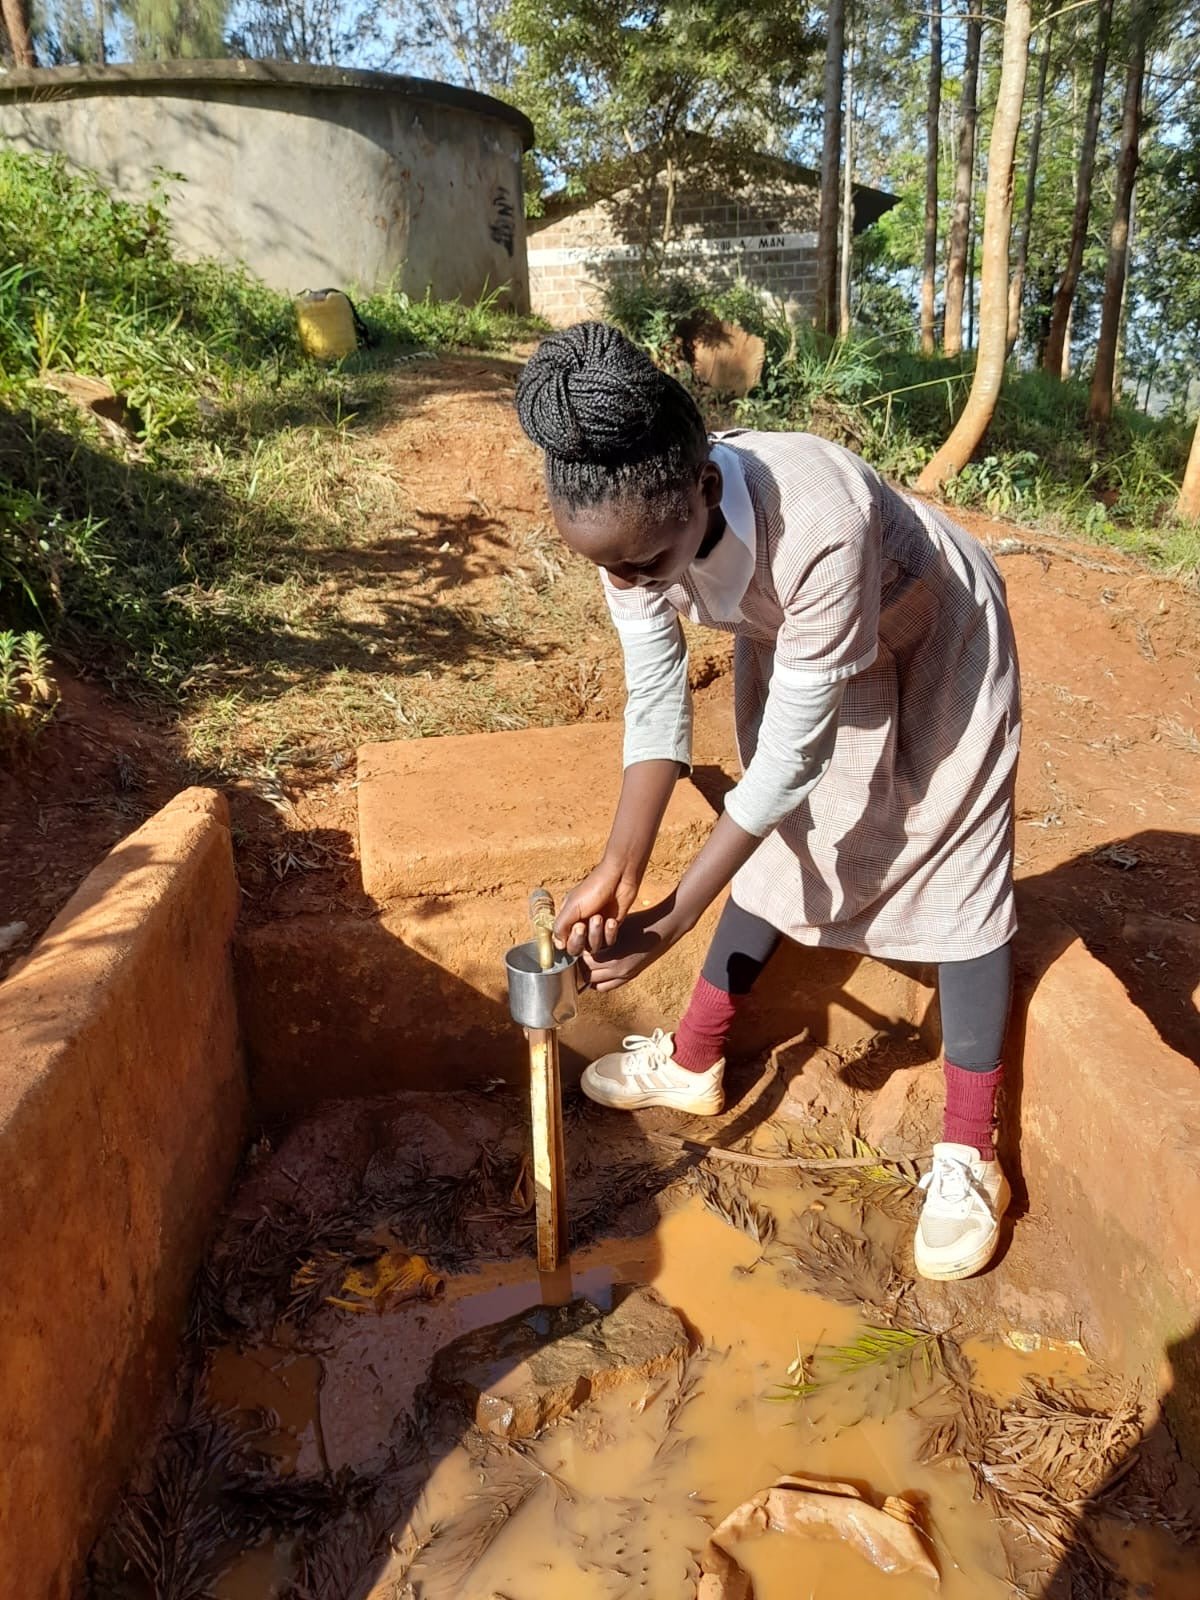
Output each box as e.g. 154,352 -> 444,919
0,788 -> 247,1600
0,62 -> 532,308
1010,912 -> 1200,1462
529,173 -> 822,326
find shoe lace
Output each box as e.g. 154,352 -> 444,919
919,1153 -> 993,1218
619,1029 -> 676,1073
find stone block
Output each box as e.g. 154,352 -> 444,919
358,723 -> 714,903
430,1286 -> 689,1439
855,1062 -> 943,1157
774,1040 -> 862,1137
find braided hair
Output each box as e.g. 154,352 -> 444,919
514,321 -> 710,519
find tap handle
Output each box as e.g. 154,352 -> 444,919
528,887 -> 556,971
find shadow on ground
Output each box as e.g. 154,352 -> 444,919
0,355 -> 542,704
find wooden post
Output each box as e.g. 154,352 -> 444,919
528,1027 -> 568,1271
527,886 -> 567,1272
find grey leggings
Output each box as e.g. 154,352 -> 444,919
701,898 -> 1012,1072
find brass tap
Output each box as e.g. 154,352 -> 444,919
528,886 -> 556,972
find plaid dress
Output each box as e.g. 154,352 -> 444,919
603,430 -> 1021,962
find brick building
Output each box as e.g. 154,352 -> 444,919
528,145 -> 898,327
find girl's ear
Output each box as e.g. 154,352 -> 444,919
700,458 -> 723,509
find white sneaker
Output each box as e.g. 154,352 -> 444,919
914,1142 -> 1011,1281
581,1030 -> 725,1116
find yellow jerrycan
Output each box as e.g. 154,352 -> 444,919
294,288 -> 360,360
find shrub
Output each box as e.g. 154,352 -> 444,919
0,629 -> 57,756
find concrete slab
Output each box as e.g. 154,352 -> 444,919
357,724 -> 715,902
0,789 -> 247,1600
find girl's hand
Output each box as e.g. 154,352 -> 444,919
582,897 -> 688,992
555,857 -> 643,957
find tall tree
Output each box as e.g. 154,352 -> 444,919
1041,0 -> 1114,376
1007,16 -> 1053,352
1123,84 -> 1200,411
817,0 -> 847,335
920,5 -> 942,354
506,0 -> 816,222
1112,175 -> 1136,399
1179,412 -> 1200,520
1,0 -> 36,63
42,0 -> 109,60
229,0 -> 380,63
399,0 -> 517,89
126,0 -> 230,56
917,0 -> 1032,490
943,7 -> 983,356
839,18 -> 855,336
1088,9 -> 1151,431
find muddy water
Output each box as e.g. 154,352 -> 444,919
1094,1519 -> 1200,1599
382,1203 -> 1041,1600
960,1331 -> 1093,1402
207,1346 -> 326,1474
212,1540 -> 297,1600
206,1195 -> 1117,1600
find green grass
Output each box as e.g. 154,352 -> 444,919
770,1324 -> 949,1427
606,271 -> 1199,580
0,150 -> 543,719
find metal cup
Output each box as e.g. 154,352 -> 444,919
504,940 -> 582,1029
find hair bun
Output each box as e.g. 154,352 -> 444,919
515,321 -> 665,464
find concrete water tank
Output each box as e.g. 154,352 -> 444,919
0,61 -> 534,308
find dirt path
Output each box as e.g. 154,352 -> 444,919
2,352 -> 1197,1062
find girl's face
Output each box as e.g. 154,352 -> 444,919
551,459 -> 724,590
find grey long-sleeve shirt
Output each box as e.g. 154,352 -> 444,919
614,612 -> 844,838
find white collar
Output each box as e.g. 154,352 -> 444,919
687,441 -> 756,621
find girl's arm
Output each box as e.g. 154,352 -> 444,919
556,758 -> 683,956
557,603 -> 692,955
584,673 -> 846,989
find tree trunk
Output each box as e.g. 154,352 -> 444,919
1061,299 -> 1072,377
1,0 -> 35,65
1140,343 -> 1160,413
1178,412 -> 1200,521
1088,16 -> 1148,433
816,0 -> 847,337
966,153 -> 979,350
943,10 -> 983,357
920,8 -> 943,354
1033,262 -> 1056,365
1042,0 -> 1114,375
839,27 -> 855,337
1008,19 -> 1053,353
917,0 -> 1032,492
1112,175 -> 1136,401
662,157 -> 678,246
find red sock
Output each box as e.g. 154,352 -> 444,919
672,976 -> 740,1072
943,1061 -> 1003,1160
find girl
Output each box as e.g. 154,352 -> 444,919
514,321 -> 1021,1282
